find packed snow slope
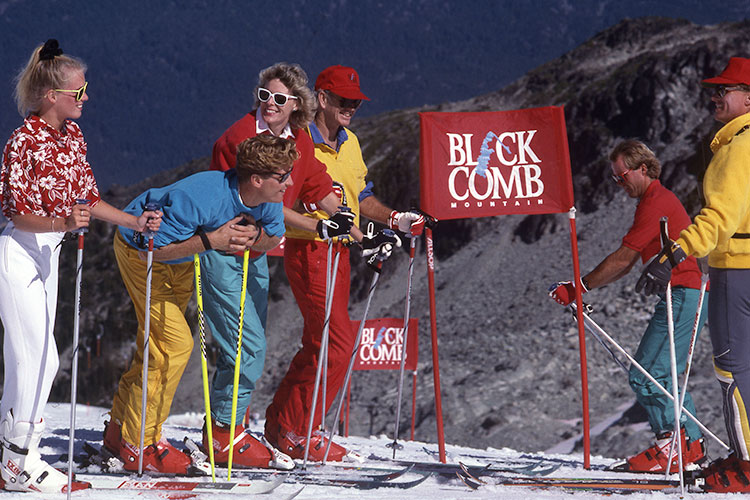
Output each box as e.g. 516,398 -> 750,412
14,403 -> 742,499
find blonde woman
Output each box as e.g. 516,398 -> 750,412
0,39 -> 159,492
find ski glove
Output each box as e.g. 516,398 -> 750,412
361,229 -> 402,259
635,240 -> 687,296
388,210 -> 426,237
317,209 -> 355,240
548,278 -> 589,306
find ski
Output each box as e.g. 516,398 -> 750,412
181,437 -> 400,480
420,446 -> 607,471
455,472 -> 704,494
79,474 -> 286,495
368,454 -> 561,477
80,470 -> 429,491
78,441 -> 426,490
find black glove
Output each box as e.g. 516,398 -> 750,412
635,240 -> 687,296
361,229 -> 402,259
317,209 -> 355,240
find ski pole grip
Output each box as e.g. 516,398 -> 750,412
143,202 -> 160,238
413,208 -> 438,229
659,216 -> 669,248
74,199 -> 90,234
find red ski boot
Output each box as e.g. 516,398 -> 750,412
203,418 -> 293,470
102,418 -> 122,455
701,454 -> 750,492
612,428 -> 706,473
275,427 -> 347,462
118,437 -> 192,474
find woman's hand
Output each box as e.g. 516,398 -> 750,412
63,203 -> 91,232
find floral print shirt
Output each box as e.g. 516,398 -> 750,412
1,115 -> 100,219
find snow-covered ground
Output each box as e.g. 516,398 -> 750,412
3,403 -> 737,499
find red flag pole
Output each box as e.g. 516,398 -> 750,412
568,207 -> 590,469
411,370 -> 417,441
425,227 -> 447,462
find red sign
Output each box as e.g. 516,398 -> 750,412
419,107 -> 574,221
351,318 -> 418,371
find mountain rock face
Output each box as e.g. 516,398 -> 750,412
19,17 -> 748,459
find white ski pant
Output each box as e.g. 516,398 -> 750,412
0,223 -> 64,425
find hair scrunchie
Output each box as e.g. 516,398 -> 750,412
39,39 -> 63,61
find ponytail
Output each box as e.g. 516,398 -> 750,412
14,39 -> 87,117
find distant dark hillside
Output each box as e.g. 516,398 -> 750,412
3,17 -> 748,458
1,1 -> 748,188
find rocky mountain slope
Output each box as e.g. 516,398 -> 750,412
9,17 -> 749,461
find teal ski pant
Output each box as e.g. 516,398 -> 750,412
628,286 -> 708,442
199,250 -> 269,426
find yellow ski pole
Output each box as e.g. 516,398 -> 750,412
227,249 -> 250,480
193,254 -> 216,481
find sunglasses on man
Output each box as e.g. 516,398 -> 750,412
325,91 -> 362,109
54,81 -> 88,101
257,87 -> 298,107
267,167 -> 294,183
713,85 -> 749,98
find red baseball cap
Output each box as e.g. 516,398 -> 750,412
702,57 -> 750,87
315,65 -> 370,101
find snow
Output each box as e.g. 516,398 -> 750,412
5,403 -> 738,499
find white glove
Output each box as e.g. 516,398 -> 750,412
388,210 -> 425,236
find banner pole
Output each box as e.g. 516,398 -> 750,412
568,207 -> 591,469
425,227 -> 447,462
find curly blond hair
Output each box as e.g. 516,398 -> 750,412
235,135 -> 299,182
255,63 -> 315,130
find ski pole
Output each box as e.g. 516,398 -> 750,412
138,202 -> 160,477
303,239 -> 342,469
388,232 -> 417,458
320,244 -> 333,435
666,270 -> 708,481
572,303 -> 729,451
227,248 -> 250,480
320,240 -> 334,437
323,230 -> 388,463
193,254 -> 216,481
572,304 -> 630,375
67,198 -> 88,499
659,218 -> 683,492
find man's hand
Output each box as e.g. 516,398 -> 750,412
210,216 -> 259,252
317,209 -> 355,240
636,241 -> 687,296
361,229 -> 402,259
388,210 -> 425,237
548,278 -> 588,306
135,209 -> 162,234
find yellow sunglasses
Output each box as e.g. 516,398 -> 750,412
54,81 -> 88,101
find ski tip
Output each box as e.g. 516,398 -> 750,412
456,471 -> 481,490
284,486 -> 305,500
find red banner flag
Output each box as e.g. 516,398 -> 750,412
352,318 -> 418,371
419,106 -> 574,221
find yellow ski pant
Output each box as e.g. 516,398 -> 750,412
110,231 -> 194,445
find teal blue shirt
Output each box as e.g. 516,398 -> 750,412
119,170 -> 284,264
